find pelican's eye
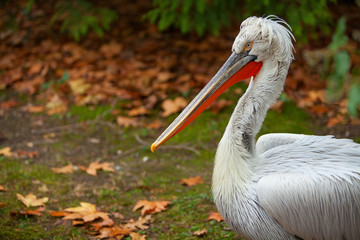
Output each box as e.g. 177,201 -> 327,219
244,42 -> 253,51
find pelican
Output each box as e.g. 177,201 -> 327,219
151,16 -> 360,240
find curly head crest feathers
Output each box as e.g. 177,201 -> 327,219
232,16 -> 295,63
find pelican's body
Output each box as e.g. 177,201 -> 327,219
152,16 -> 360,240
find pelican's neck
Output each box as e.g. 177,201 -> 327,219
212,60 -> 290,201
226,60 -> 290,155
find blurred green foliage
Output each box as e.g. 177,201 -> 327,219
24,0 -> 118,41
143,0 -> 238,36
145,0 -> 336,41
50,0 -> 118,41
325,17 -> 359,116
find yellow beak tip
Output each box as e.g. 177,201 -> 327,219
150,143 -> 157,152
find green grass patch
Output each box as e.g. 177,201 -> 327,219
67,105 -> 112,121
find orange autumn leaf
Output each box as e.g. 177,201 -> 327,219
133,200 -> 171,215
96,225 -> 133,239
0,185 -> 7,192
27,105 -> 45,113
128,106 -> 149,117
193,229 -> 207,236
207,212 -> 224,222
15,150 -> 39,158
161,97 -> 187,117
123,215 -> 152,230
64,202 -> 97,213
82,212 -> 111,222
27,62 -> 43,75
68,79 -> 91,95
46,94 -> 67,115
130,232 -> 147,240
327,114 -> 345,127
100,41 -> 122,58
0,147 -> 13,157
82,160 -> 115,176
12,206 -> 45,217
117,116 -> 140,127
0,99 -> 19,109
16,193 -> 48,207
61,202 -> 111,224
310,104 -> 329,115
51,163 -> 75,174
91,218 -> 115,231
49,210 -> 71,217
180,176 -> 204,187
146,119 -> 162,129
72,220 -> 84,226
0,202 -> 5,208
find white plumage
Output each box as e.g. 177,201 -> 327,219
152,16 -> 360,240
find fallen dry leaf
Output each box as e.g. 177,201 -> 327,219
157,71 -> 175,82
0,99 -> 19,109
207,212 -> 224,222
68,79 -> 91,95
180,176 -> 204,187
49,210 -> 71,217
62,202 -> 111,224
133,200 -> 171,215
81,160 -> 115,176
130,232 -> 147,240
0,147 -> 13,157
27,62 -> 43,75
0,185 -> 7,192
51,163 -> 75,174
15,150 -> 39,158
26,105 -> 45,113
82,212 -> 111,222
310,104 -> 329,115
46,94 -> 67,115
146,119 -> 162,129
72,220 -> 84,226
64,202 -> 96,213
100,41 -> 122,58
16,193 -> 48,207
161,97 -> 187,117
128,106 -> 149,117
193,229 -> 207,236
0,202 -> 5,208
117,116 -> 140,127
96,225 -> 133,239
91,218 -> 115,231
123,215 -> 152,230
12,206 -> 45,217
327,114 -> 345,127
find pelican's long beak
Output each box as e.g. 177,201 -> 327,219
151,51 -> 263,152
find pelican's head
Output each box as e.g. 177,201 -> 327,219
151,16 -> 294,152
232,16 -> 295,63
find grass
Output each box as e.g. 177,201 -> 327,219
0,92 -> 324,239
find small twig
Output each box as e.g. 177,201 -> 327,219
134,133 -> 151,146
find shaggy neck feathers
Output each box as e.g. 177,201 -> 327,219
212,59 -> 290,202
